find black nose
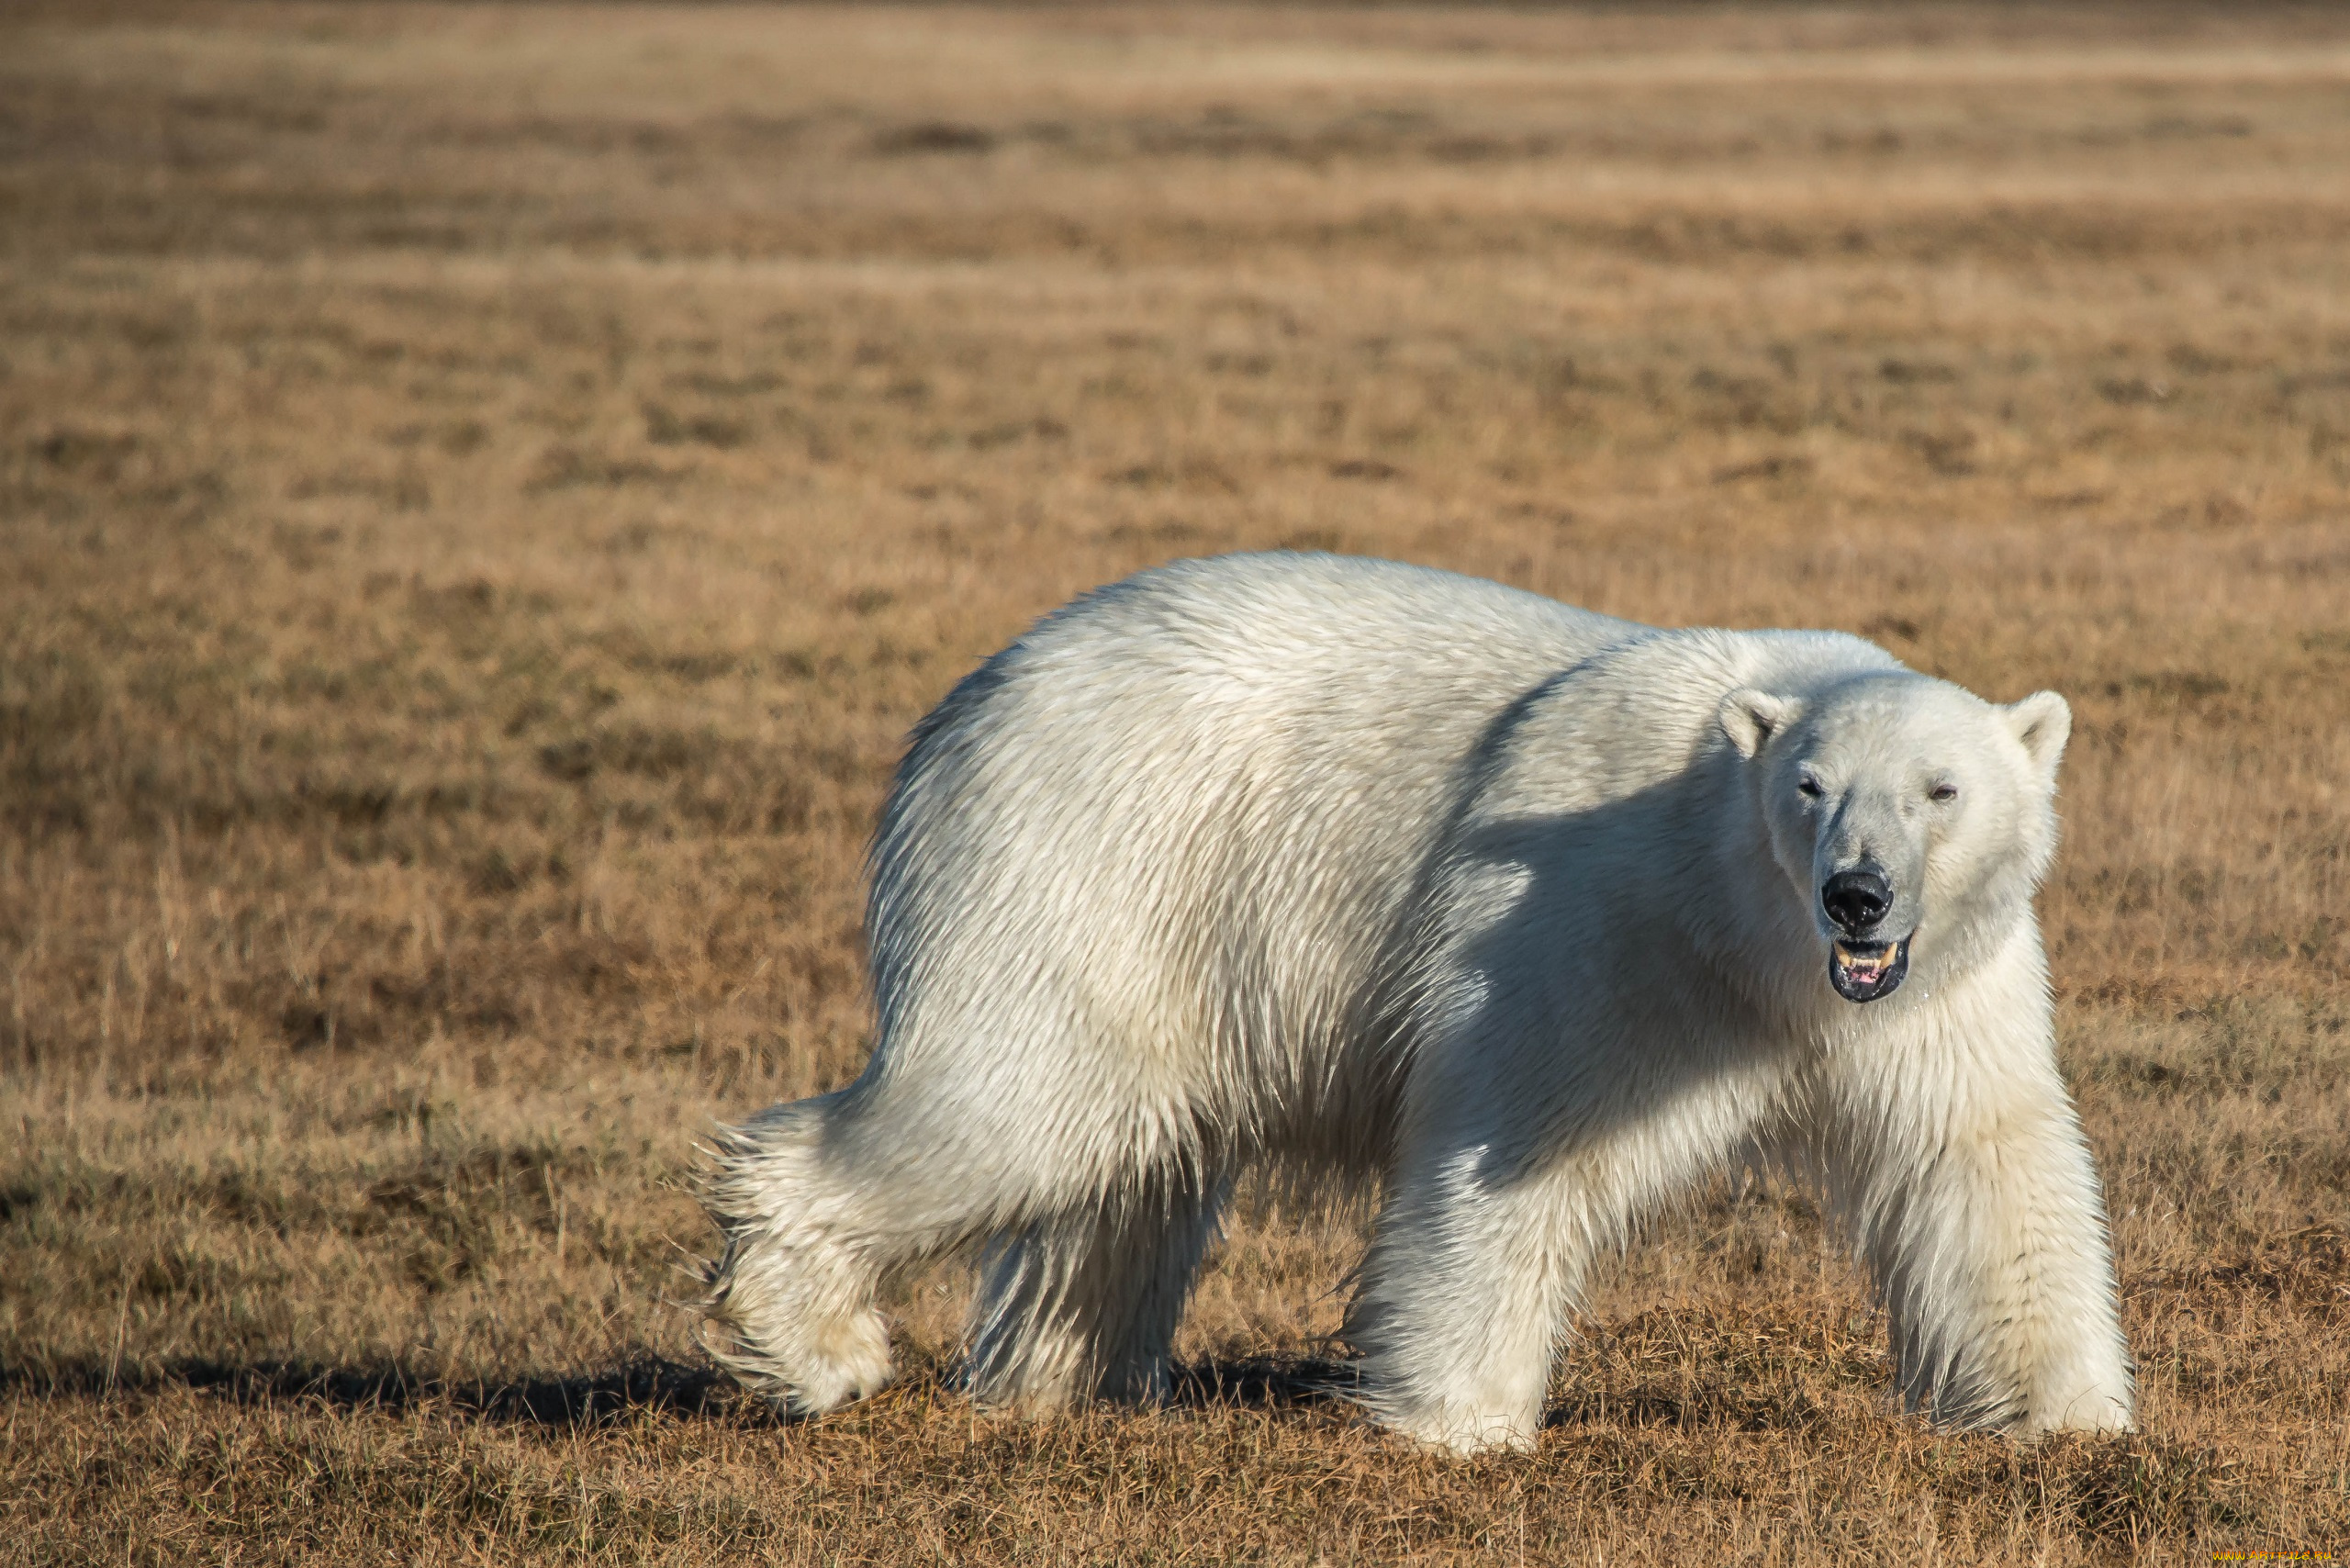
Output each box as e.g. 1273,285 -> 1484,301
1822,869 -> 1892,934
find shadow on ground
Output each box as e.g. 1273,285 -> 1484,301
3,1352 -> 1362,1428
1170,1353 -> 1358,1409
3,1354 -> 754,1427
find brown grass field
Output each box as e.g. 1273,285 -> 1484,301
4,2 -> 2349,1561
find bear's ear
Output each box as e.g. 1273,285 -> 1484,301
2004,690 -> 2072,783
1718,689 -> 1796,760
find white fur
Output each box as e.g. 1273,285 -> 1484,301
698,552 -> 2133,1451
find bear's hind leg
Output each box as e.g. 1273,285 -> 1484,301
964,1173 -> 1224,1410
698,1095 -> 899,1416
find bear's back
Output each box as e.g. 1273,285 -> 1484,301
967,551 -> 1635,738
881,553 -> 1645,889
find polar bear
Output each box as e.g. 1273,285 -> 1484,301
699,552 -> 2133,1452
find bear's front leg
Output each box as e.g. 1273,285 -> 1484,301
1807,987 -> 2134,1433
1346,1138 -> 1592,1454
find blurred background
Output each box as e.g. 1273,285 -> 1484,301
3,4 -> 2346,1562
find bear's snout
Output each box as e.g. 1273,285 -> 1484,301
1821,868 -> 1893,935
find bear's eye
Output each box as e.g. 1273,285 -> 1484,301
1797,774 -> 1824,800
1929,781 -> 1959,802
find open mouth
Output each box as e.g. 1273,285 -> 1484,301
1829,936 -> 1910,1002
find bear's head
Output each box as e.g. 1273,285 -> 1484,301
1718,672 -> 2070,1003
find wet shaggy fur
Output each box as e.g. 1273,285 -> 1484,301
699,552 -> 2133,1452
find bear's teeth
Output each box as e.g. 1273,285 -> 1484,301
1835,943 -> 1888,978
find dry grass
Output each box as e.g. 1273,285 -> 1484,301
3,2 -> 2348,1561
